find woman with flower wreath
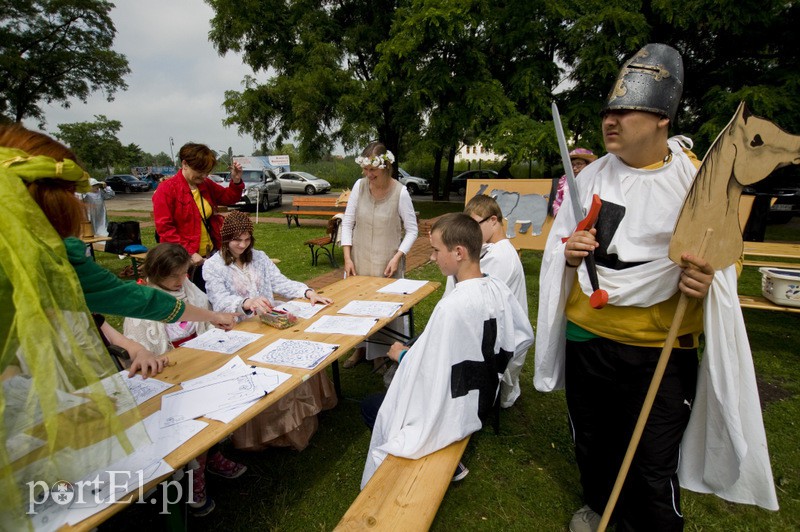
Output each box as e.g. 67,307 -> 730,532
341,141 -> 418,370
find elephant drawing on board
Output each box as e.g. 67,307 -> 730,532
489,189 -> 549,238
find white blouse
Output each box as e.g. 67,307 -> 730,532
203,249 -> 309,314
340,178 -> 418,255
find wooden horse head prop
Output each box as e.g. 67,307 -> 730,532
669,102 -> 800,270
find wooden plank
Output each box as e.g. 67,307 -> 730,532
335,437 -> 470,532
283,210 -> 344,216
739,294 -> 800,314
291,197 -> 347,208
742,260 -> 800,269
743,242 -> 800,260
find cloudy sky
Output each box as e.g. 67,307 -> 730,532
39,0 -> 260,158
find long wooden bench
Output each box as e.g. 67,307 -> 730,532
283,196 -> 347,227
335,437 -> 470,531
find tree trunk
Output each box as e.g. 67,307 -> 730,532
431,146 -> 444,201
443,144 -> 457,201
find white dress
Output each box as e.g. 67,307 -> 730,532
81,187 -> 115,236
123,279 -> 212,353
200,250 -> 338,451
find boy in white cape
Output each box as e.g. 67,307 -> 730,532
445,194 -> 528,407
361,213 -> 534,488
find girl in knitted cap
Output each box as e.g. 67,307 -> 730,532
202,211 -> 338,451
203,210 -> 331,314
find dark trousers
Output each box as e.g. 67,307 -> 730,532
565,338 -> 698,532
361,393 -> 386,431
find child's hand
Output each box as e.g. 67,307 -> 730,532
128,349 -> 169,379
212,312 -> 239,330
564,228 -> 598,267
306,290 -> 332,306
243,296 -> 273,315
387,342 -> 409,362
679,253 -> 715,298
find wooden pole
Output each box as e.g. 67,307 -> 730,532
597,228 -> 712,531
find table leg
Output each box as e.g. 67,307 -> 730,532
161,468 -> 188,531
331,360 -> 342,399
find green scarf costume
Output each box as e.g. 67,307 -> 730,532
0,148 -> 149,529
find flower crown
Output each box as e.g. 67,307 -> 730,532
355,150 -> 395,169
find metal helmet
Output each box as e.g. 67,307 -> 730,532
602,43 -> 684,122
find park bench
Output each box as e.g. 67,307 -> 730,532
305,216 -> 341,267
334,436 -> 470,531
283,196 -> 347,227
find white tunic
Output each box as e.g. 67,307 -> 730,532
81,187 -> 115,237
361,276 -> 533,487
444,238 -> 529,407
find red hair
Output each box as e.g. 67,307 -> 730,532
0,123 -> 86,237
0,123 -> 81,164
26,179 -> 85,238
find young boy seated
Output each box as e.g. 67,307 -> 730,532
445,194 -> 528,407
360,213 -> 534,488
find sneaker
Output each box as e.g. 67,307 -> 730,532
188,495 -> 216,517
569,505 -> 601,532
452,462 -> 469,482
206,451 -> 247,479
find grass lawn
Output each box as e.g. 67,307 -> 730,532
96,215 -> 799,531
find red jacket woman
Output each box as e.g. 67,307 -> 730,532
152,143 -> 245,289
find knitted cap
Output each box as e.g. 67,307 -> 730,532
221,210 -> 253,242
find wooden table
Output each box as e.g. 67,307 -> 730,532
63,275 -> 440,531
79,235 -> 112,260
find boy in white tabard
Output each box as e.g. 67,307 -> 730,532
445,194 -> 528,407
360,213 -> 534,487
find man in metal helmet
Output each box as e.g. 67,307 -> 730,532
535,44 -> 716,531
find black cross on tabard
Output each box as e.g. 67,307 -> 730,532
450,318 -> 513,423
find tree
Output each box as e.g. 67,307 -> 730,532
53,115 -> 125,175
0,0 -> 130,123
558,0 -> 800,156
208,0 -> 419,164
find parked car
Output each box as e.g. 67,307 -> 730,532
139,173 -> 165,190
234,169 -> 282,211
208,173 -> 225,184
449,169 -> 500,195
105,174 -> 151,193
277,171 -> 331,195
397,168 -> 430,195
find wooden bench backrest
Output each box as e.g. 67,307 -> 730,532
291,196 -> 348,211
293,196 -> 346,206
